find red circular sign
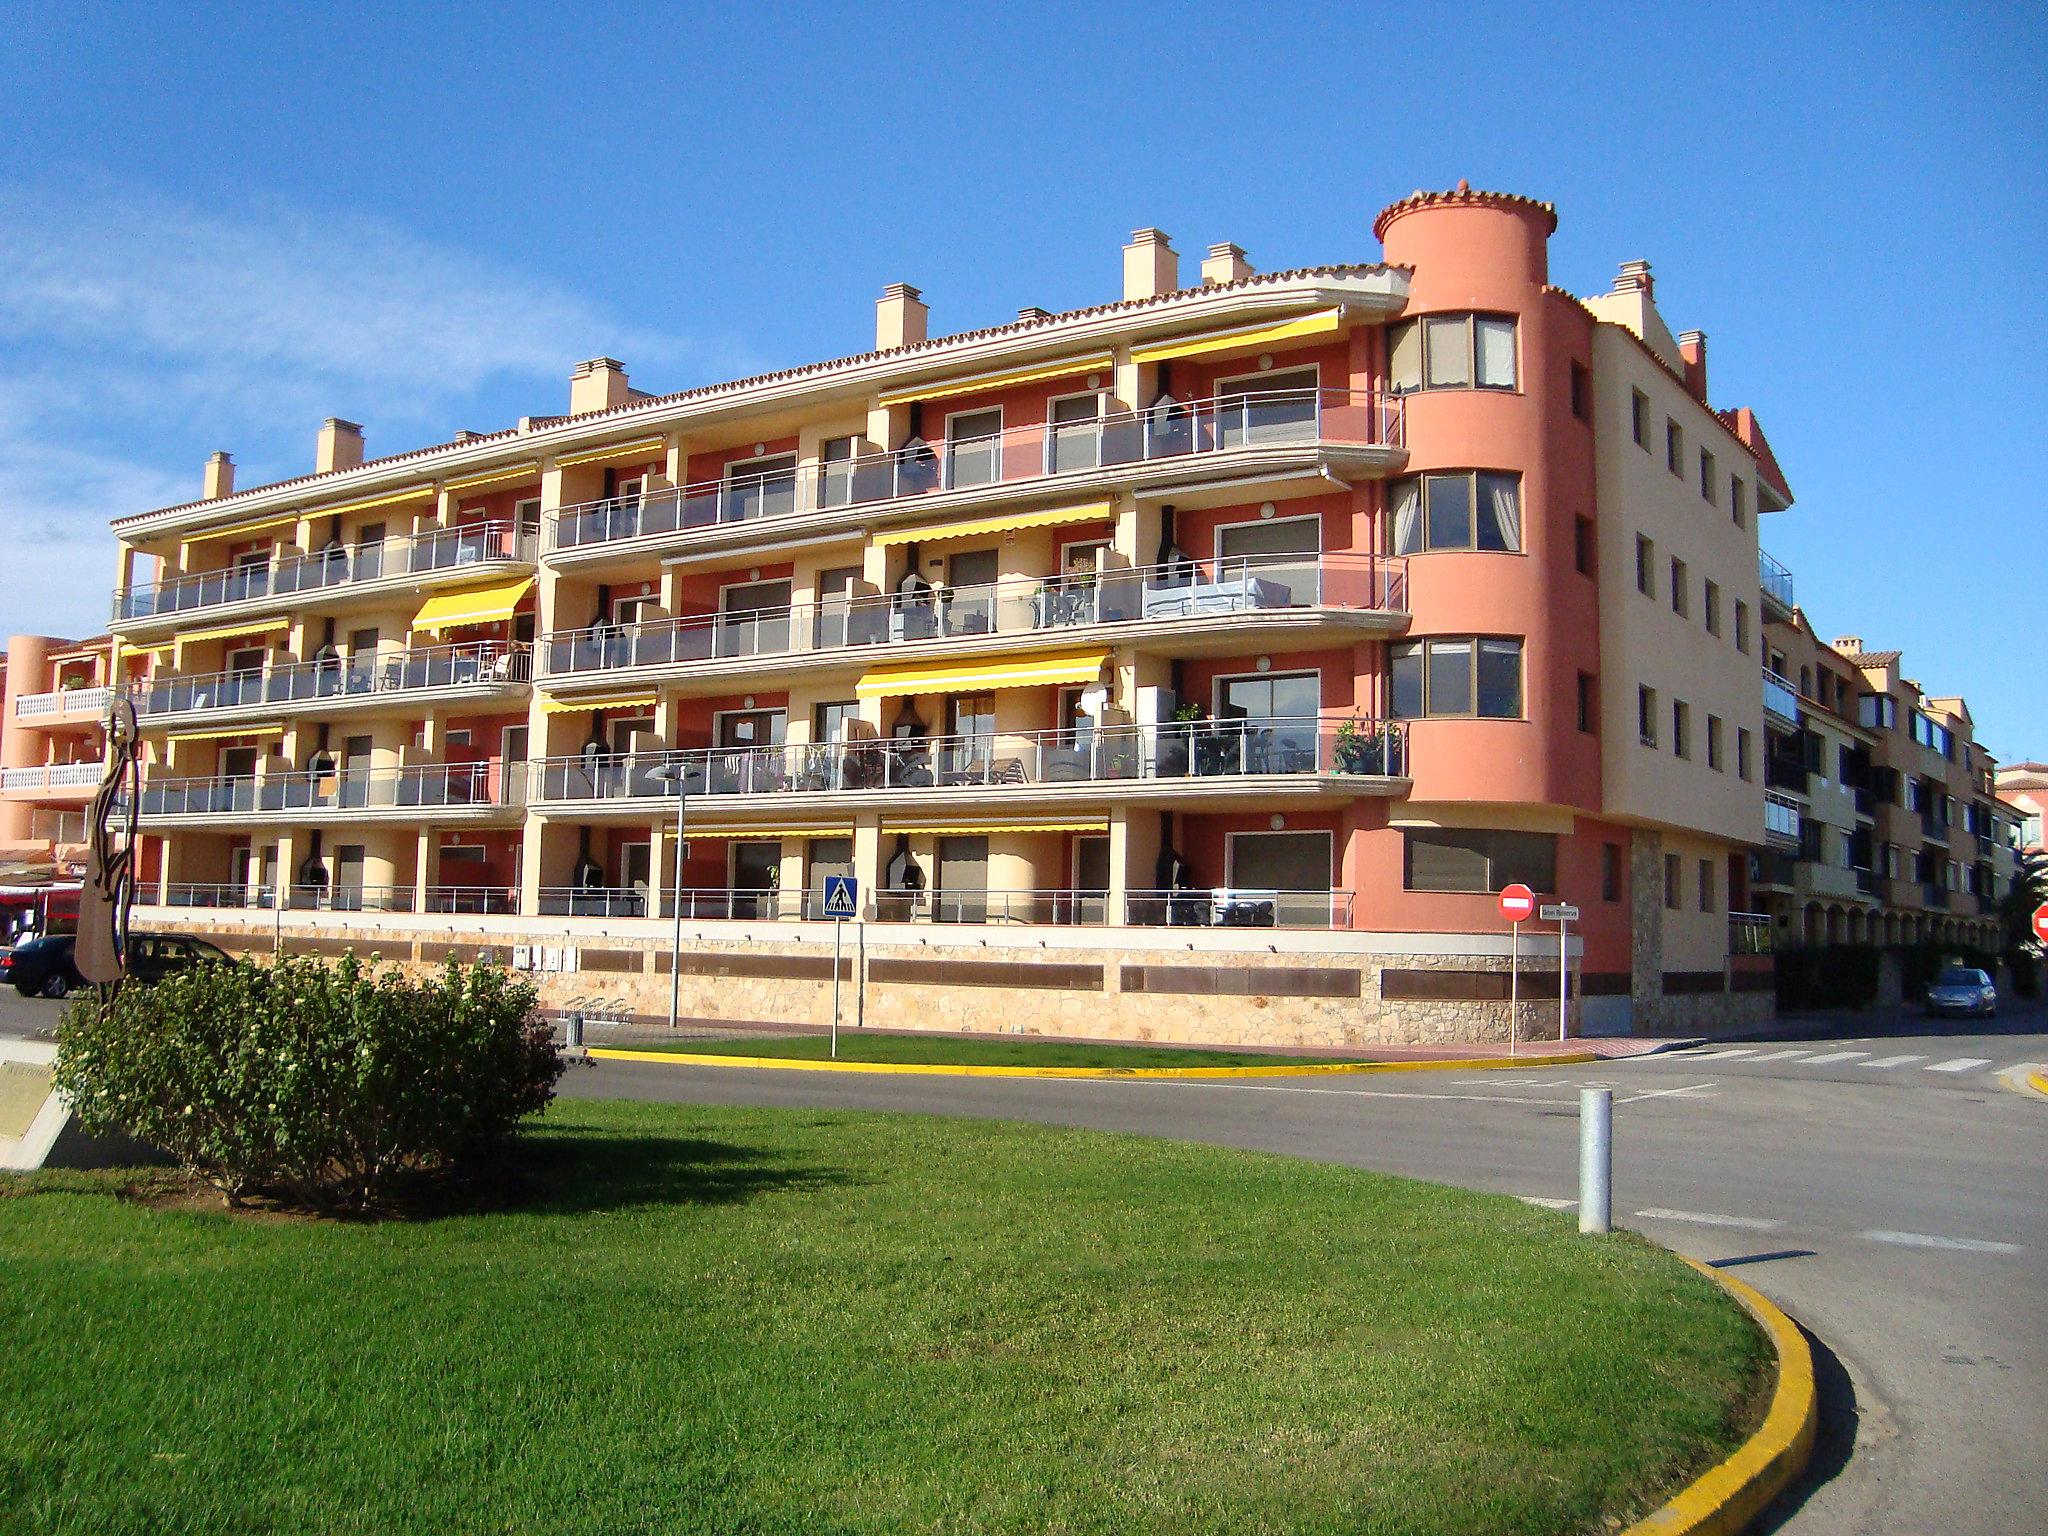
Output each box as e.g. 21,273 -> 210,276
2033,903 -> 2048,945
1498,883 -> 1537,923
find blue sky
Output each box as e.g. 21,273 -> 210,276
2,3 -> 2042,756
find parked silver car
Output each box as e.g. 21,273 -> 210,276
1924,966 -> 1997,1018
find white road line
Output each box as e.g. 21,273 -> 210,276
1637,1208 -> 1786,1231
1861,1054 -> 1925,1070
1518,1196 -> 1577,1210
1925,1057 -> 1993,1074
1747,1049 -> 1812,1063
1619,1081 -> 1718,1105
1800,1050 -> 1870,1066
1691,1047 -> 1758,1060
1860,1230 -> 2022,1255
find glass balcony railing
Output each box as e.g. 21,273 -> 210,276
1762,668 -> 1800,723
113,521 -> 536,623
530,716 -> 1406,806
137,762 -> 518,818
153,881 -> 518,914
549,388 -> 1403,552
540,553 -> 1407,679
142,642 -> 530,719
1760,549 -> 1794,610
1764,790 -> 1803,844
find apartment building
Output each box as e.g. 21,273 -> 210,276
0,633 -> 129,882
99,183 -> 1797,1042
1997,763 -> 2046,855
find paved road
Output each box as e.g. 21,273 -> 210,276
6,986 -> 2042,1532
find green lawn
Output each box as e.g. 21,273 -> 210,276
0,1100 -> 1765,1536
594,1031 -> 1386,1068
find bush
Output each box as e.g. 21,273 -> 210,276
1773,944 -> 1881,1011
55,954 -> 564,1210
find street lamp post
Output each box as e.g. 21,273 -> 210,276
649,762 -> 689,1033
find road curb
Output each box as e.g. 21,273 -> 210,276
1621,1257 -> 1817,1535
2027,1069 -> 2048,1099
583,1047 -> 1599,1080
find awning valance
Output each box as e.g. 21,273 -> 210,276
881,820 -> 1108,836
556,437 -> 667,470
183,511 -> 302,546
307,483 -> 436,520
877,353 -> 1115,409
541,692 -> 658,716
1129,308 -> 1344,366
872,501 -> 1114,549
673,825 -> 854,841
855,648 -> 1108,700
410,577 -> 535,635
165,722 -> 285,745
444,461 -> 541,494
175,616 -> 292,647
122,641 -> 175,660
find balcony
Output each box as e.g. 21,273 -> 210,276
1760,549 -> 1795,616
1729,911 -> 1774,955
1922,884 -> 1951,910
547,388 -> 1405,559
531,715 -> 1408,816
0,761 -> 104,797
140,642 -> 531,727
14,686 -> 113,723
1764,751 -> 1809,795
153,882 -> 519,914
135,762 -> 520,824
540,554 -> 1407,689
112,521 -> 536,629
1764,790 -> 1803,848
1762,668 -> 1800,728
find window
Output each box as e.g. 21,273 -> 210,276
1388,472 -> 1522,553
1734,600 -> 1751,654
1638,686 -> 1658,746
1707,715 -> 1723,770
1670,558 -> 1688,616
1910,711 -> 1954,757
819,435 -> 859,507
1229,831 -> 1334,896
1704,580 -> 1721,636
1577,672 -> 1596,734
1570,361 -> 1591,421
1738,727 -> 1753,781
1664,853 -> 1680,909
1403,829 -> 1558,893
1730,478 -> 1748,528
1666,420 -> 1683,475
1631,389 -> 1649,447
945,408 -> 1004,489
1700,449 -> 1717,503
1601,842 -> 1622,901
1389,638 -> 1522,718
1389,313 -> 1518,393
1636,535 -> 1655,597
1672,699 -> 1691,759
1698,858 -> 1715,912
1574,515 -> 1595,575
1047,393 -> 1104,474
1859,694 -> 1897,730
1219,670 -> 1320,722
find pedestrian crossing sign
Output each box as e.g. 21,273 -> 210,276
822,875 -> 859,920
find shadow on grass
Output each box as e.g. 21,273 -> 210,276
507,1129 -> 858,1218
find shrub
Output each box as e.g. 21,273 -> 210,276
55,954 -> 564,1210
1773,944 -> 1880,1011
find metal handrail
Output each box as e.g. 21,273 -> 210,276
539,553 -> 1407,677
137,760 -> 516,816
142,642 -> 530,717
529,715 -> 1407,804
113,520 -> 536,620
1123,888 -> 1355,929
1759,549 -> 1794,608
548,387 -> 1403,551
867,888 -> 1108,925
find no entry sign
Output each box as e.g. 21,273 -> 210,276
2033,903 -> 2048,946
1498,883 -> 1537,923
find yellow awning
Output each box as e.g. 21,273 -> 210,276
673,825 -> 853,841
165,722 -> 285,745
882,821 -> 1108,836
175,616 -> 292,647
1129,308 -> 1344,366
410,577 -> 536,635
856,648 -> 1108,700
541,692 -> 658,716
125,641 -> 175,660
877,353 -> 1115,409
873,501 -> 1114,549
307,483 -> 436,519
556,436 -> 667,469
183,510 -> 302,546
444,461 -> 540,494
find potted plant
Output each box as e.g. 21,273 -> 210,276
1334,717 -> 1384,776
1158,701 -> 1204,778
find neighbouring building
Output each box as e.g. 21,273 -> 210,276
1997,763 -> 2046,856
1,633 -> 130,883
99,182 -> 1820,1041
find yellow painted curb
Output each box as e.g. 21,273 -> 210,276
584,1046 -> 1600,1080
2028,1070 -> 2048,1099
1621,1257 -> 1817,1535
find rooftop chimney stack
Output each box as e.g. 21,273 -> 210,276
1122,228 -> 1179,301
1677,330 -> 1708,402
1016,306 -> 1052,323
1833,636 -> 1864,654
569,357 -> 631,416
875,284 -> 928,350
316,418 -> 364,474
1201,242 -> 1253,286
202,451 -> 235,500
1614,259 -> 1654,297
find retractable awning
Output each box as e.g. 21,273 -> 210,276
165,722 -> 285,744
444,461 -> 541,494
175,616 -> 292,647
541,692 -> 658,716
182,509 -> 304,546
555,437 -> 666,469
877,353 -> 1115,409
307,483 -> 436,519
872,501 -> 1113,548
881,820 -> 1108,836
676,825 -> 854,840
1129,309 -> 1343,366
855,648 -> 1108,700
410,577 -> 535,635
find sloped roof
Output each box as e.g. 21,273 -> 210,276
1716,406 -> 1793,505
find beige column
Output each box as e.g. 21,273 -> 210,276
414,829 -> 435,912
852,813 -> 883,911
517,810 -> 549,916
1108,806 -> 1161,924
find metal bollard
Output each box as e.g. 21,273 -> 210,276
1579,1087 -> 1612,1234
566,1011 -> 585,1051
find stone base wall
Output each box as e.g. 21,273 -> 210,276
1626,986 -> 1776,1037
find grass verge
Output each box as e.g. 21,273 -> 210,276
591,1031 -> 1385,1068
0,1099 -> 1766,1535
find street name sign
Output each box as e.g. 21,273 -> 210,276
1540,903 -> 1580,922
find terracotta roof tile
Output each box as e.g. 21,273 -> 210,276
1373,181 -> 1558,241
1848,650 -> 1902,668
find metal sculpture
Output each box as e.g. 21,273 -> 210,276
75,696 -> 141,988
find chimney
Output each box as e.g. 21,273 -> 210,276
1201,242 -> 1253,286
452,429 -> 482,444
1677,330 -> 1708,402
1613,259 -> 1654,298
316,418 -> 364,473
1122,228 -> 1179,300
202,451 -> 235,500
1833,636 -> 1863,655
1016,306 -> 1052,324
875,284 -> 928,350
570,357 -> 631,415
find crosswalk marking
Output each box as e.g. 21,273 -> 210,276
1861,1054 -> 1925,1070
1926,1057 -> 1992,1074
1636,1207 -> 1784,1231
1861,1229 -> 2021,1255
1692,1047 -> 1758,1060
1800,1050 -> 1869,1066
1747,1049 -> 1811,1063
1517,1196 -> 1576,1210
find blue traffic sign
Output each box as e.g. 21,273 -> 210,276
821,875 -> 859,920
